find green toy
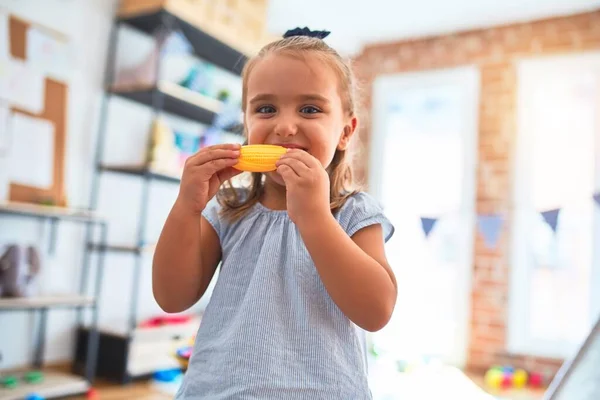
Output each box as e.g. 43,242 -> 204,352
24,371 -> 44,384
1,375 -> 18,388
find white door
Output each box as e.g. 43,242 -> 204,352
368,66 -> 480,368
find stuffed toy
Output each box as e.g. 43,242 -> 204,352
0,244 -> 41,297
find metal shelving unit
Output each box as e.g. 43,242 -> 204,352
0,202 -> 107,399
73,7 -> 246,384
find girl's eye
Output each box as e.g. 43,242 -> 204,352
257,105 -> 275,114
300,106 -> 321,114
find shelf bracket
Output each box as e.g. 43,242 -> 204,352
33,308 -> 48,369
48,217 -> 59,254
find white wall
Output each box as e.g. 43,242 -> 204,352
0,0 -> 216,369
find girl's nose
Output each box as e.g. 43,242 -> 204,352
274,119 -> 298,137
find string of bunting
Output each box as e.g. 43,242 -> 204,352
419,192 -> 600,249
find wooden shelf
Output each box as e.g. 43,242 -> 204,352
87,242 -> 156,254
99,164 -> 181,183
110,82 -> 218,126
0,295 -> 95,310
110,81 -> 244,131
0,369 -> 88,400
117,8 -> 248,76
0,201 -> 102,223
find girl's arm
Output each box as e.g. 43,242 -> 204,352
152,201 -> 222,313
297,216 -> 397,332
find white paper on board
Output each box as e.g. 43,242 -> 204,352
0,103 -> 9,151
27,26 -> 70,80
5,58 -> 45,114
0,12 -> 8,60
9,112 -> 54,189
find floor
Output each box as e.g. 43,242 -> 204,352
69,368 -> 546,400
72,379 -> 172,400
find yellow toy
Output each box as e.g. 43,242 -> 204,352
512,369 -> 528,388
484,368 -> 503,389
233,144 -> 287,172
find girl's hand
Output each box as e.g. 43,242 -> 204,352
175,143 -> 242,215
275,149 -> 330,225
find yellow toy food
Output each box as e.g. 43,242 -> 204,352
233,144 -> 287,172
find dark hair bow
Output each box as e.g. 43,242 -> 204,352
283,27 -> 330,39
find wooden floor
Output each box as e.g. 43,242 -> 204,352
72,379 -> 172,400
468,373 -> 546,400
1,364 -> 545,399
71,370 -> 546,400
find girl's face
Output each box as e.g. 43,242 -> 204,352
244,52 -> 356,186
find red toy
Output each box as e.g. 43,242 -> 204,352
138,315 -> 193,328
529,372 -> 543,388
501,371 -> 513,388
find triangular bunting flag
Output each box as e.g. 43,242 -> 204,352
477,214 -> 503,249
420,217 -> 438,238
541,208 -> 561,233
594,193 -> 600,207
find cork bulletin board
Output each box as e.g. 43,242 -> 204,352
5,13 -> 69,207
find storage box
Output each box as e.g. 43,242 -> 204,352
118,0 -> 276,56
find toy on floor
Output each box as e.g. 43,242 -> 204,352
25,394 -> 44,400
86,388 -> 98,399
528,371 -> 543,388
174,335 -> 196,369
1,374 -> 17,388
23,370 -> 44,384
152,368 -> 184,395
175,345 -> 193,369
233,145 -> 287,172
138,314 -> 194,328
484,367 -> 504,389
484,365 -> 546,390
512,368 -> 528,388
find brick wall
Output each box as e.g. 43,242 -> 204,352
352,10 -> 600,377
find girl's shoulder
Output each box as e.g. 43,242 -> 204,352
201,187 -> 250,238
335,191 -> 395,243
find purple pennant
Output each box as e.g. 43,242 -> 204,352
477,214 -> 503,249
541,208 -> 561,233
594,193 -> 600,207
420,217 -> 438,238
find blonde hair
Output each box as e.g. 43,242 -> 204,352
218,35 -> 361,221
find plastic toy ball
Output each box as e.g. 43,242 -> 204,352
86,388 -> 98,399
501,371 -> 513,388
529,372 -> 543,388
25,394 -> 45,400
512,369 -> 528,388
502,366 -> 515,375
484,368 -> 503,389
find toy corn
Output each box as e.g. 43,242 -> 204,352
233,144 -> 287,172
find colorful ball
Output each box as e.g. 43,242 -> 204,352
502,365 -> 515,373
529,372 -> 543,388
490,365 -> 503,373
484,368 -> 504,389
501,371 -> 513,388
513,369 -> 528,388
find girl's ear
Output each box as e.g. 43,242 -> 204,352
337,116 -> 358,151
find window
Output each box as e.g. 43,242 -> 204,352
509,52 -> 600,359
369,67 -> 479,368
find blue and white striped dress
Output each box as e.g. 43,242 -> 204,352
175,191 -> 394,399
